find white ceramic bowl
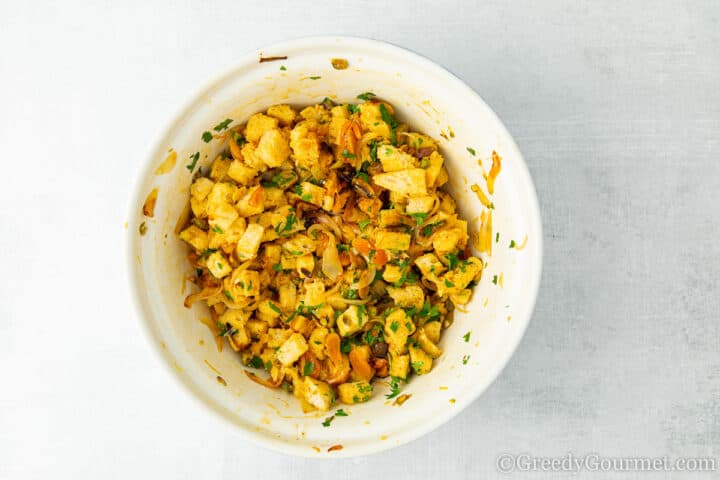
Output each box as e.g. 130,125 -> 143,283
127,36 -> 542,458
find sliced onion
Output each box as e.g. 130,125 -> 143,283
322,234 -> 343,281
354,265 -> 376,291
244,370 -> 282,389
314,214 -> 343,238
184,284 -> 222,308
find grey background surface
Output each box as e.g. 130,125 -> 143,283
1,0 -> 718,478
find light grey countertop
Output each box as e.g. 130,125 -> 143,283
0,1 -> 717,478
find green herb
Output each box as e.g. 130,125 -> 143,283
335,409 -> 348,417
496,232 -> 500,243
216,262 -> 223,270
420,158 -> 430,168
444,279 -> 455,288
355,171 -> 370,183
489,202 -> 495,209
342,289 -> 359,300
218,323 -> 237,337
268,302 -> 282,314
394,268 -> 418,287
309,75 -> 321,80
200,248 -> 218,258
390,321 -> 399,333
409,212 -> 427,225
202,131 -> 213,143
212,225 -> 223,234
492,275 -> 498,285
356,92 -> 376,101
421,220 -> 444,237
369,141 -> 379,162
378,103 -> 398,145
342,149 -> 356,159
445,252 -> 461,270
363,325 -> 384,346
419,301 -> 440,321
274,212 -> 298,236
186,152 -> 200,172
463,331 -> 471,342
385,376 -> 403,399
249,356 -> 264,369
321,415 -> 334,427
462,355 -> 470,365
272,263 -> 283,272
466,147 -> 476,156
213,118 -> 232,132
337,244 -> 349,252
509,240 -> 516,248
321,97 -> 336,109
230,131 -> 246,145
411,361 -> 424,373
280,65 -> 286,71
303,361 -> 315,376
347,104 -> 360,114
340,336 -> 352,354
358,219 -> 371,231
195,268 -> 203,277
263,172 -> 293,189
265,361 -> 272,371
223,290 -> 234,302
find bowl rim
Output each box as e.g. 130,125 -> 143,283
126,35 -> 543,458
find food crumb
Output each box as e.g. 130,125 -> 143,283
312,446 -> 321,453
331,58 -> 349,70
393,394 -> 412,406
216,376 -> 227,386
154,149 -> 177,175
449,398 -> 456,404
142,188 -> 158,217
138,222 -> 148,236
123,221 -> 128,229
327,444 -> 343,452
380,435 -> 388,441
438,386 -> 448,390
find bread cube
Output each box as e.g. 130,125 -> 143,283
235,223 -> 264,260
372,169 -> 427,196
276,332 -> 308,366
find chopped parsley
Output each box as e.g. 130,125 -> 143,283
462,355 -> 470,365
202,131 -> 213,143
369,140 -> 379,162
466,147 -> 476,156
509,240 -> 516,248
223,290 -> 234,302
321,415 -> 334,427
268,302 -> 282,314
280,65 -> 286,71
342,149 -> 356,159
422,220 -> 444,237
272,263 -> 283,272
444,279 -> 455,288
418,301 -> 440,321
411,361 -> 424,373
337,244 -> 349,252
263,172 -> 294,188
335,408 -> 348,417
378,103 -> 398,145
358,219 -> 371,231
356,92 -> 376,101
212,225 -> 223,234
213,118 -> 233,131
308,75 -> 321,80
496,232 -> 500,243
347,104 -> 360,114
409,212 -> 427,225
385,376 -> 403,400
186,152 -> 200,172
445,252 -> 461,270
390,321 -> 399,333
303,361 -> 315,376
249,356 -> 264,369
200,248 -> 218,258
463,331 -> 471,342
492,275 -> 498,285
274,212 -> 298,236
218,323 -> 237,337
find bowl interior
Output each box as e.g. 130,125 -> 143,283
128,37 -> 541,457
